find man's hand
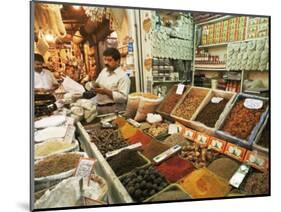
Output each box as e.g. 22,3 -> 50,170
95,87 -> 113,99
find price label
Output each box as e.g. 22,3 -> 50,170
176,84 -> 185,95
195,133 -> 209,145
64,125 -> 76,144
184,129 -> 195,140
168,124 -> 179,134
75,158 -> 96,183
211,97 -> 224,104
244,98 -> 263,109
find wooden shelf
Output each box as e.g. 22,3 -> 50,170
196,15 -> 233,26
198,37 -> 269,48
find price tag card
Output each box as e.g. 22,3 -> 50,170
184,128 -> 196,140
195,133 -> 210,146
168,124 -> 179,134
64,125 -> 76,144
75,158 -> 96,183
244,151 -> 268,172
176,84 -> 185,95
244,98 -> 263,109
211,97 -> 224,104
105,142 -> 142,159
209,137 -> 227,153
224,143 -> 247,161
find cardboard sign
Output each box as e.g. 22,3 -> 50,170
176,84 -> 185,95
75,158 -> 96,184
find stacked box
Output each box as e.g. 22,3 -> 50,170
214,22 -> 221,44
228,18 -> 236,42
201,26 -> 208,45
207,24 -> 214,44
220,20 -> 229,43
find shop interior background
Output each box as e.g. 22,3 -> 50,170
1,0 -> 281,212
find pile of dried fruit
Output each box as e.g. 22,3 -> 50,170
179,142 -> 219,168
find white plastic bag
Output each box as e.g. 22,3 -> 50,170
62,77 -> 85,94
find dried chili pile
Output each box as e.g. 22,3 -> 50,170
127,130 -> 152,147
155,156 -> 194,182
222,99 -> 267,139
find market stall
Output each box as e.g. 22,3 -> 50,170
31,2 -> 270,210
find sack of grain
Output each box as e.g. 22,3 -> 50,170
134,96 -> 163,122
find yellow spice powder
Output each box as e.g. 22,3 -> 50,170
179,168 -> 231,198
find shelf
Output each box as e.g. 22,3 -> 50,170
196,15 -> 233,26
198,37 -> 269,48
152,80 -> 190,84
195,67 -> 227,71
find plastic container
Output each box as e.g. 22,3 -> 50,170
215,93 -> 269,149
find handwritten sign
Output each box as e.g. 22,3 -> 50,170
211,97 -> 224,104
75,158 -> 96,184
176,84 -> 185,95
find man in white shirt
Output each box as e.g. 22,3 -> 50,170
34,53 -> 59,92
93,48 -> 131,114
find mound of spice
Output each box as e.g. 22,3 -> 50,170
146,123 -> 169,138
112,117 -> 127,127
173,89 -> 207,120
88,129 -> 128,157
179,168 -> 231,198
120,123 -> 138,139
155,156 -> 194,182
148,186 -> 191,202
107,149 -> 147,176
243,172 -> 269,195
34,153 -> 81,178
127,130 -> 152,147
163,133 -> 188,147
222,99 -> 267,140
141,140 -> 170,161
256,122 -> 269,148
179,142 -> 219,168
195,98 -> 228,127
158,86 -> 186,114
35,139 -> 76,158
208,157 -> 240,181
85,124 -> 115,141
120,166 -> 169,202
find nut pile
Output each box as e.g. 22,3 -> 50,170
146,123 -> 169,137
179,142 -> 219,168
173,90 -> 207,120
120,166 -> 169,202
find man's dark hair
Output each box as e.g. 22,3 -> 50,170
103,48 -> 121,61
34,53 -> 45,63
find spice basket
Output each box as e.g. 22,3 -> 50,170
34,152 -> 88,192
215,93 -> 269,149
142,120 -> 171,141
156,85 -> 190,120
171,86 -> 211,127
188,89 -> 236,135
117,152 -> 151,179
34,139 -> 80,161
144,183 -> 192,202
252,114 -> 269,154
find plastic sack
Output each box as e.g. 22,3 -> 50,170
134,96 -> 163,122
62,77 -> 85,94
125,94 -> 142,118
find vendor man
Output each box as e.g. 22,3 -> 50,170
34,53 -> 59,92
93,48 -> 130,114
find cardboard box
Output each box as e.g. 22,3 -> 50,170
194,132 -> 210,147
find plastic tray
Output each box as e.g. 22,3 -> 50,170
215,93 -> 269,149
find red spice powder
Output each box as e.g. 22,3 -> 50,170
156,156 -> 195,183
127,130 -> 152,147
